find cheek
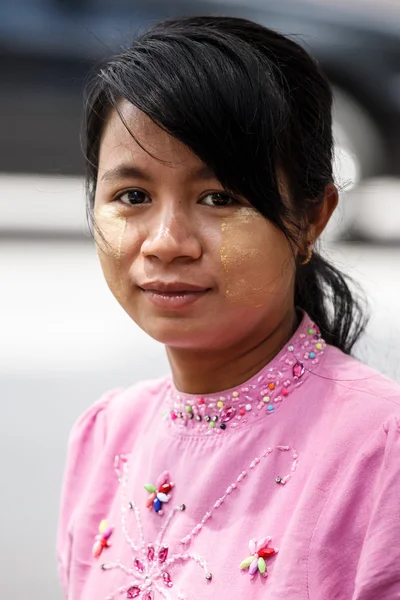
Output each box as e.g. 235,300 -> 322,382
221,208 -> 295,308
94,205 -> 129,301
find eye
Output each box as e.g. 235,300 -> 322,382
200,192 -> 238,208
115,190 -> 151,205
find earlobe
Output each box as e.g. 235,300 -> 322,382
298,241 -> 313,266
311,183 -> 339,239
297,224 -> 316,265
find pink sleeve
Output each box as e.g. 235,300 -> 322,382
351,417 -> 400,599
56,388 -> 123,597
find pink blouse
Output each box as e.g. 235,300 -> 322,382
57,314 -> 400,599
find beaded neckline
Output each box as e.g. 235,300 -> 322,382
164,314 -> 326,436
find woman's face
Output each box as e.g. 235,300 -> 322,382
94,102 -> 296,351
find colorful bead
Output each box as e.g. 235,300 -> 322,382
315,343 -> 322,350
145,492 -> 157,508
158,546 -> 169,563
144,484 -> 157,493
159,483 -> 172,494
240,556 -> 254,569
262,396 -> 270,403
239,408 -> 246,416
309,352 -> 315,359
157,492 -> 169,503
268,382 -> 275,390
147,545 -> 155,561
232,391 -> 239,398
245,404 -> 252,411
258,547 -> 276,559
308,328 -> 314,335
134,557 -> 144,571
209,421 -> 216,428
258,557 -> 266,574
221,407 -> 236,422
162,572 -> 173,588
267,405 -> 274,412
153,497 -> 162,512
217,401 -> 224,408
220,423 -> 227,430
292,361 -> 305,379
185,405 -> 192,413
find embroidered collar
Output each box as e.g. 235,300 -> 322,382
164,314 -> 326,435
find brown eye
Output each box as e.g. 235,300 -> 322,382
117,190 -> 151,205
200,192 -> 237,207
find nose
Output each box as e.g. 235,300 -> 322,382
140,208 -> 202,264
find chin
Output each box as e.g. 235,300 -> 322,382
139,318 -> 215,349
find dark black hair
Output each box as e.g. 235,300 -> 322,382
84,15 -> 367,353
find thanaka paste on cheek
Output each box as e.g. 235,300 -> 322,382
94,203 -> 127,302
221,207 -> 294,308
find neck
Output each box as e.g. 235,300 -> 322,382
166,308 -> 299,395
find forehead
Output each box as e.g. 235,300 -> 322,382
98,100 -> 205,175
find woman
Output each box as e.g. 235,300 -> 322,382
57,16 -> 400,600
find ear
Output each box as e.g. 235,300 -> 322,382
308,183 -> 339,240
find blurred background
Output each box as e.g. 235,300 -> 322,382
1,0 -> 400,598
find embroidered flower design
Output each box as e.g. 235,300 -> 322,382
101,452 -> 292,599
125,544 -> 171,598
240,537 -> 278,578
92,519 -> 114,558
144,470 -> 175,514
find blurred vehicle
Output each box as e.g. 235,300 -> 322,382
1,0 -> 400,183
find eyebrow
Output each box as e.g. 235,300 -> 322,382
101,164 -> 153,183
100,163 -> 216,183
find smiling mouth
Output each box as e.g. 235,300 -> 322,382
139,282 -> 210,293
144,290 -> 206,295
139,286 -> 211,310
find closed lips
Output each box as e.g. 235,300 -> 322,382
139,282 -> 210,293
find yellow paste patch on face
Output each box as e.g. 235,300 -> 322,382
94,203 -> 127,302
221,207 -> 294,308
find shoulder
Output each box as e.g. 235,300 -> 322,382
68,376 -> 170,453
313,345 -> 400,451
320,344 -> 400,410
61,376 -> 170,495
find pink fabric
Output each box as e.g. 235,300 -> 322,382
57,315 -> 400,599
